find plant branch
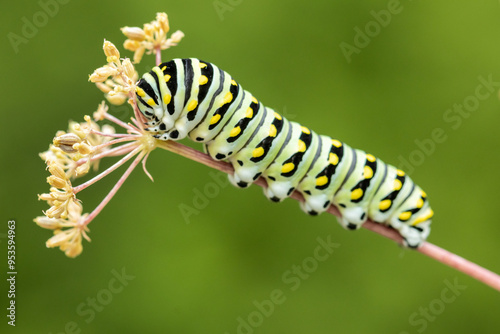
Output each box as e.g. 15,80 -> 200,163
155,140 -> 500,292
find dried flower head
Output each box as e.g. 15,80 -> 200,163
121,12 -> 184,64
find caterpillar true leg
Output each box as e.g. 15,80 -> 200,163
135,58 -> 433,248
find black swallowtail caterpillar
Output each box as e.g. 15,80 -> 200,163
135,58 -> 434,248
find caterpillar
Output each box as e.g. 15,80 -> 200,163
135,58 -> 434,248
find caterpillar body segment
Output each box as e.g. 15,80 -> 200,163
136,58 -> 433,248
227,109 -> 289,189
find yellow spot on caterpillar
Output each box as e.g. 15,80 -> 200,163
316,176 -> 328,187
411,209 -> 434,226
269,124 -> 277,137
329,153 -> 339,165
163,94 -> 171,105
396,169 -> 405,177
393,179 -> 402,191
281,163 -> 295,174
231,79 -> 237,86
222,92 -> 233,105
136,87 -> 146,97
301,126 -> 310,134
399,211 -> 412,221
363,166 -> 373,179
416,198 -> 424,208
351,188 -> 363,201
187,100 -> 198,111
147,98 -> 156,106
298,140 -> 306,152
379,199 -> 391,211
251,96 -> 258,104
421,190 -> 427,198
331,139 -> 342,147
366,154 -> 376,162
164,74 -> 171,82
229,126 -> 241,137
199,75 -> 208,85
200,63 -> 207,68
274,112 -> 282,120
161,66 -> 167,71
210,114 -> 221,125
253,147 -> 264,158
245,107 -> 253,118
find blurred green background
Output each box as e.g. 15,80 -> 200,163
1,0 -> 500,333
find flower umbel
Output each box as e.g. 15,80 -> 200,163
37,99 -> 157,257
37,12 -> 185,257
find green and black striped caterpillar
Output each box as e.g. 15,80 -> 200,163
135,58 -> 434,248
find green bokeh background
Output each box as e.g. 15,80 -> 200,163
2,0 -> 500,333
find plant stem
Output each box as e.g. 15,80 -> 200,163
155,45 -> 162,65
128,93 -> 147,129
155,139 -> 500,292
91,136 -> 137,152
75,142 -> 138,166
82,149 -> 145,227
141,151 -> 154,182
73,145 -> 142,194
419,243 -> 500,291
89,129 -> 133,138
105,112 -> 140,133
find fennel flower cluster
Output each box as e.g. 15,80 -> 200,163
35,13 -> 184,257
